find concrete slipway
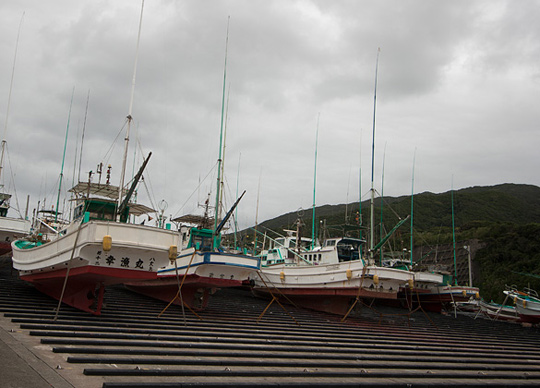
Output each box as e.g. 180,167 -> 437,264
1,257 -> 540,388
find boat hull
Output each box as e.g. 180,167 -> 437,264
12,220 -> 179,314
126,250 -> 260,310
21,265 -> 158,314
253,261 -> 413,315
416,285 -> 480,307
514,298 -> 540,323
478,300 -> 520,322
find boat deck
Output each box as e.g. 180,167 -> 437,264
2,257 -> 540,387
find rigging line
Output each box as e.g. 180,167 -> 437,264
1,12 -> 25,182
134,133 -> 157,204
6,144 -> 23,218
378,194 -> 404,221
55,87 -> 75,224
78,89 -> 90,182
141,176 -> 158,218
171,160 -> 219,219
100,119 -> 127,165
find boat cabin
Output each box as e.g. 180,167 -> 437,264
0,192 -> 11,217
262,232 -> 312,266
186,227 -> 217,252
69,181 -> 155,224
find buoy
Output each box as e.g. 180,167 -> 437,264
168,245 -> 178,261
373,275 -> 379,285
102,235 -> 112,252
475,292 -> 480,299
408,278 -> 414,289
462,290 -> 467,297
346,269 -> 352,280
280,271 -> 285,281
523,300 -> 527,308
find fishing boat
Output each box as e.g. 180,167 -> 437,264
506,288 -> 540,323
125,21 -> 260,311
125,211 -> 260,310
0,17 -> 32,256
12,167 -> 180,315
253,50 -> 415,316
11,1 -> 179,315
0,191 -> 31,256
477,299 -> 520,322
253,232 -> 414,315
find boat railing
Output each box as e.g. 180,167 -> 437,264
523,287 -> 539,298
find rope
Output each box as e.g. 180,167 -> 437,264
158,249 -> 202,321
254,270 -> 300,325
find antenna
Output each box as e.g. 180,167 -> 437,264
213,16 -> 230,248
312,113 -> 320,249
55,87 -> 75,223
369,47 -> 381,261
0,12 -> 25,185
117,0 -> 145,220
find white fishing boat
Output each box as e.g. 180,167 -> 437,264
11,1 -> 179,315
253,235 -> 413,315
12,178 -> 179,314
0,192 -> 31,255
253,51 -> 414,316
0,19 -> 32,255
125,22 -> 260,310
478,299 -> 520,322
125,213 -> 260,310
506,288 -> 540,323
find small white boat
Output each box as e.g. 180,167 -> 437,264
478,299 -> 519,322
506,288 -> 540,323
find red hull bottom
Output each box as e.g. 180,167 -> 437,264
252,287 -> 397,316
125,274 -> 243,311
20,266 -> 157,315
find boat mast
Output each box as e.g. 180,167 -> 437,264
358,130 -> 363,256
213,16 -> 230,249
311,113 -> 320,249
0,12 -> 24,188
234,152 -> 241,249
370,48 -> 380,263
410,148 -> 416,267
117,0 -> 145,221
219,84 -> 231,226
451,176 -> 458,285
55,87 -> 75,223
77,90 -> 90,182
379,142 -> 386,265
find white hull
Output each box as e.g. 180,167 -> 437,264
125,249 -> 260,310
510,293 -> 540,323
12,220 -> 179,276
255,261 -> 413,294
412,271 -> 444,289
159,249 -> 260,282
478,300 -> 519,321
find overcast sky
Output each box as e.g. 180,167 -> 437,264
1,0 -> 539,229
